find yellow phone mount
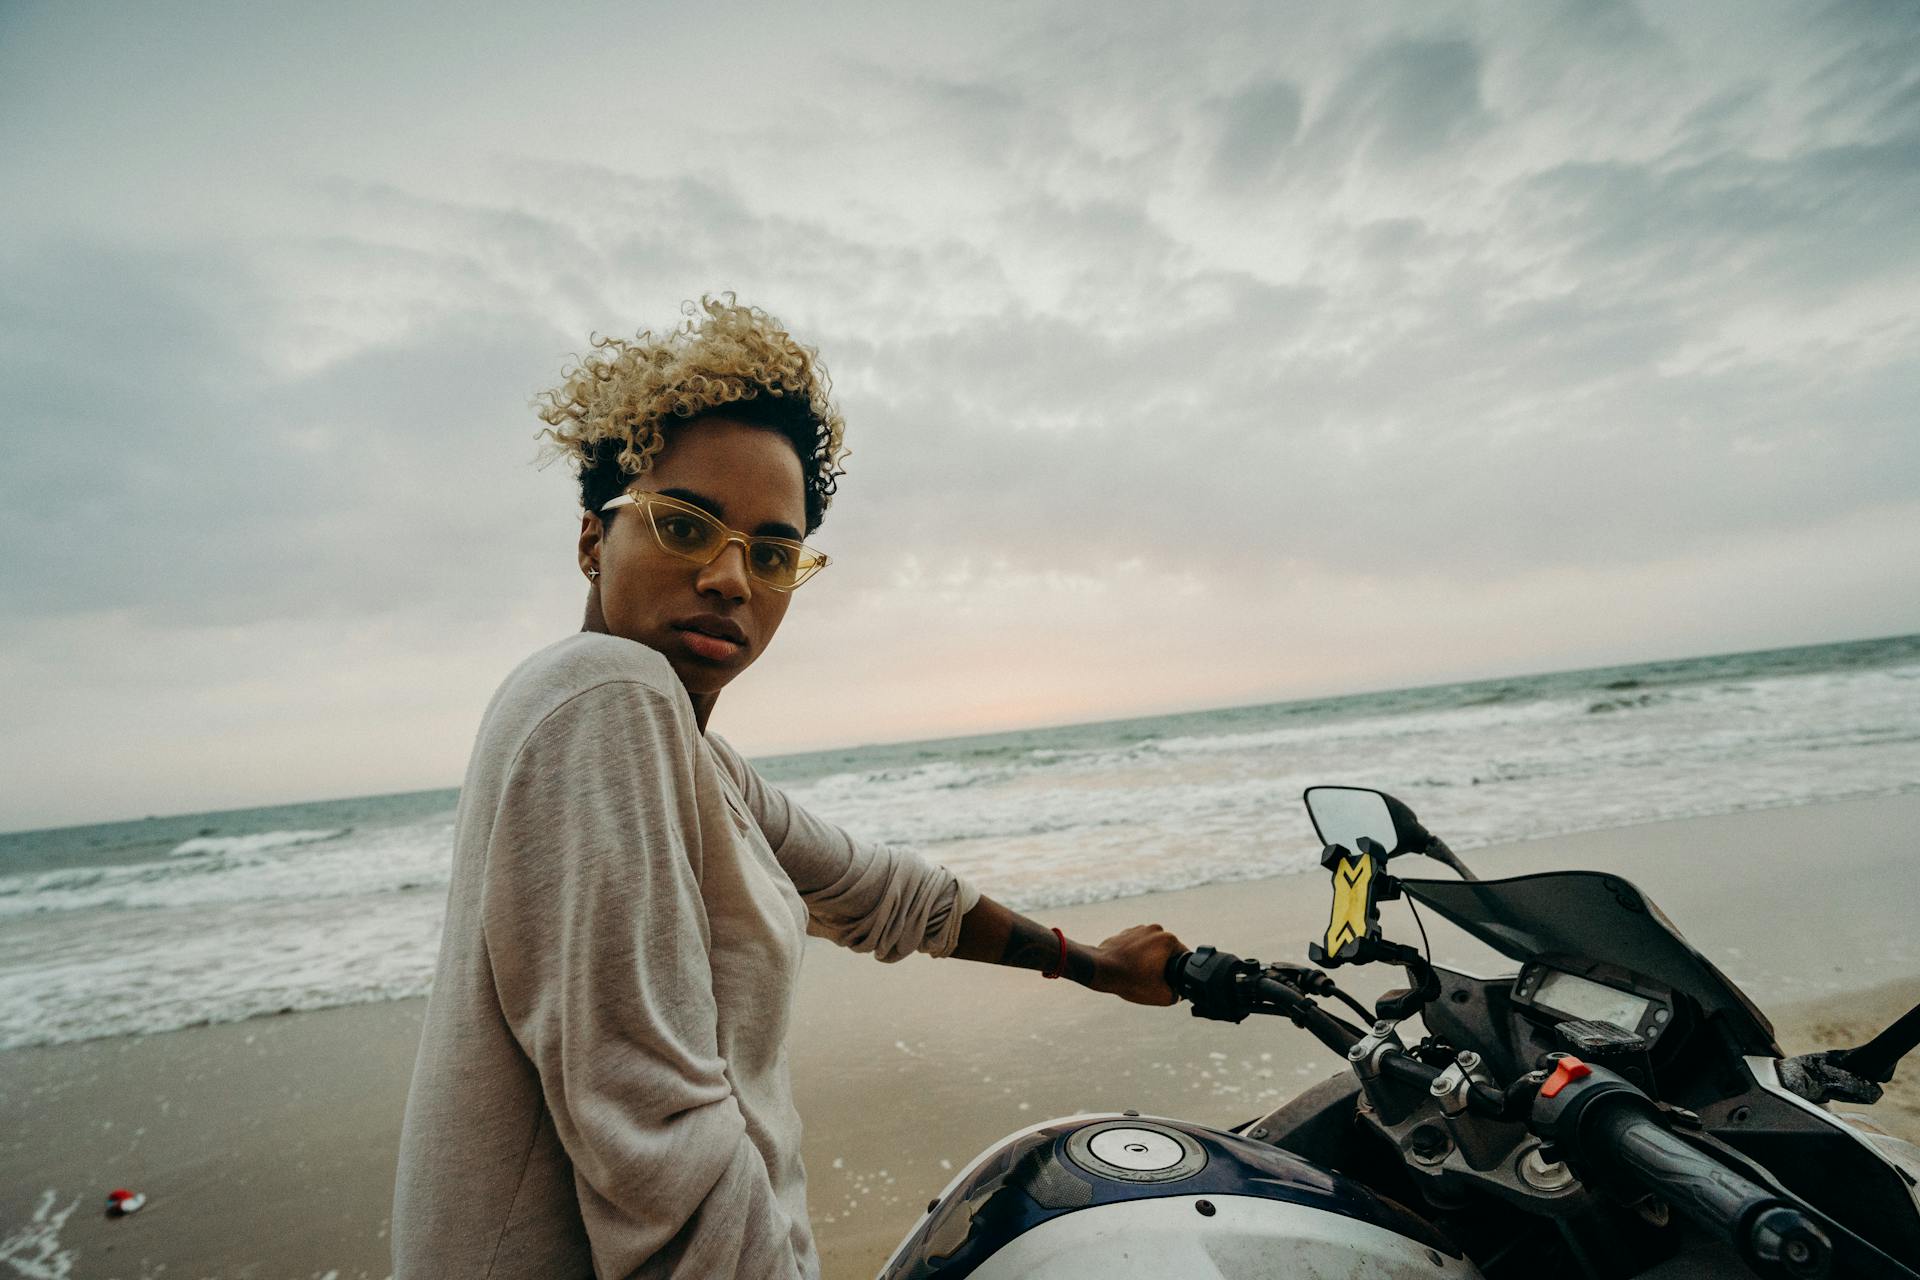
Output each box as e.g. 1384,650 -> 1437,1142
1308,835 -> 1392,969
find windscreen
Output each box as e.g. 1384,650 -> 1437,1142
1399,870 -> 1779,1055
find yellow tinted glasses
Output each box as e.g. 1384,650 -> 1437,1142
599,490 -> 830,591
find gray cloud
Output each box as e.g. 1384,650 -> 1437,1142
0,237 -> 590,629
1310,38 -> 1488,165
1212,81 -> 1304,186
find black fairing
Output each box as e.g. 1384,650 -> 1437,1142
1400,871 -> 1779,1056
878,1115 -> 1457,1280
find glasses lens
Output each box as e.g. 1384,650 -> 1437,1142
649,501 -> 724,559
746,540 -> 802,588
749,541 -> 829,590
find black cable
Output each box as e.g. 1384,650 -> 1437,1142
1330,987 -> 1375,1023
1250,977 -> 1366,1050
1407,895 -> 1432,964
1501,1071 -> 1549,1120
1289,966 -> 1382,1026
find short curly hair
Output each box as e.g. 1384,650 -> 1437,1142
536,295 -> 847,534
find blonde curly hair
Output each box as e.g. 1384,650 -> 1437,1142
536,295 -> 847,533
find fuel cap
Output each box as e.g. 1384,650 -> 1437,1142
1065,1120 -> 1207,1183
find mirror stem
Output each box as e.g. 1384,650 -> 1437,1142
1835,999 -> 1920,1084
1426,835 -> 1478,881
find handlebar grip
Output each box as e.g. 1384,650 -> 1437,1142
1164,950 -> 1192,995
1588,1105 -> 1831,1277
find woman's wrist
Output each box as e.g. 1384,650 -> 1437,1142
1075,940 -> 1105,990
999,916 -> 1095,984
1059,937 -> 1101,987
949,897 -> 1101,985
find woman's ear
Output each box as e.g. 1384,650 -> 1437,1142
578,512 -> 604,581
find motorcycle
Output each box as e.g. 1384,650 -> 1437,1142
877,786 -> 1920,1278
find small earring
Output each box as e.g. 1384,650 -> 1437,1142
586,566 -> 600,581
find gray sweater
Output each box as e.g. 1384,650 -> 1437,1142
392,633 -> 979,1278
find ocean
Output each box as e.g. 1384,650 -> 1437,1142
2,634 -> 1916,1050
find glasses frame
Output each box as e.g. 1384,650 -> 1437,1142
598,490 -> 830,592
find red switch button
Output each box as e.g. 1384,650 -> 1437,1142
1541,1056 -> 1593,1099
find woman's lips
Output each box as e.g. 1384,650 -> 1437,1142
675,625 -> 745,662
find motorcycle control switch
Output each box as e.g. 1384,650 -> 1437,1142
1538,1055 -> 1592,1099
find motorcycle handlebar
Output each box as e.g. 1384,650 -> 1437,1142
1164,949 -> 1363,1056
1582,1097 -> 1833,1278
1169,950 -> 1884,1278
1166,953 -> 1876,1276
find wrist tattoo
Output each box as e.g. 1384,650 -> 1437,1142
1001,917 -> 1096,984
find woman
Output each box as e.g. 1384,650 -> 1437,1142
391,297 -> 1184,1279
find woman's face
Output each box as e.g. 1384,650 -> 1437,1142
579,416 -> 807,705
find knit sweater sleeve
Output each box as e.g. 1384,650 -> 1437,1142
705,733 -> 982,962
481,681 -> 802,1280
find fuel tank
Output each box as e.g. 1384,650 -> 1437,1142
877,1114 -> 1483,1279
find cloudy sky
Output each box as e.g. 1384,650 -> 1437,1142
2,1 -> 1916,830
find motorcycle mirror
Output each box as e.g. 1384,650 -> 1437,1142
1303,786 -> 1431,859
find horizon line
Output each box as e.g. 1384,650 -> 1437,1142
3,627 -> 1912,841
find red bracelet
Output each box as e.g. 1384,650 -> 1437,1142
1042,927 -> 1067,979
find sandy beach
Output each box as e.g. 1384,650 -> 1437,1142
4,792 -> 1917,1279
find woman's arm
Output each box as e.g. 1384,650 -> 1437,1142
947,896 -> 1186,1006
706,733 -> 978,959
705,733 -> 1185,999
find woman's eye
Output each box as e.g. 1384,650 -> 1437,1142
659,516 -> 704,543
751,543 -> 794,572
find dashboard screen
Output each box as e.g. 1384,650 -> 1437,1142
1533,970 -> 1650,1032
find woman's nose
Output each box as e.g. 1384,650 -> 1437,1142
696,539 -> 753,602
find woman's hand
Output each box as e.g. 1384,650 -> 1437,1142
1089,923 -> 1187,1006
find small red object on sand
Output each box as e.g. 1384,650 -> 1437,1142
105,1188 -> 146,1216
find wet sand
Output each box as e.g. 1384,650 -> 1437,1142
3,792 -> 1917,1279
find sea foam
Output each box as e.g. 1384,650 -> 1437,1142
169,828 -> 345,857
